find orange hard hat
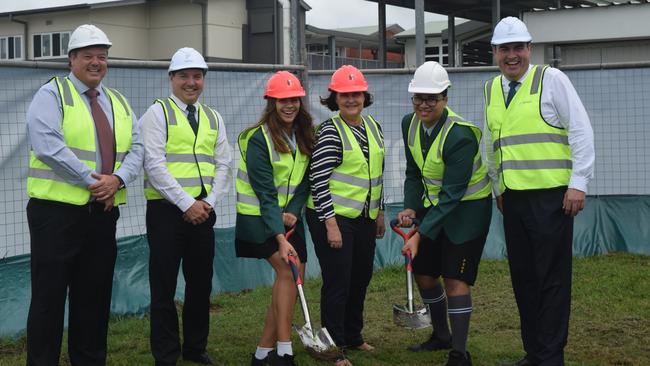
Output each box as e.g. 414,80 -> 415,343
264,71 -> 306,99
328,65 -> 368,93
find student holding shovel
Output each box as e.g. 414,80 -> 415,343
307,65 -> 386,366
235,71 -> 314,366
397,61 -> 492,366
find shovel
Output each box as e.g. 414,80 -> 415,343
285,228 -> 338,355
390,218 -> 431,330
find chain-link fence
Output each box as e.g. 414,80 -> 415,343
1,61 -> 649,258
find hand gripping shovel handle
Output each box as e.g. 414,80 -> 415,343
390,218 -> 420,313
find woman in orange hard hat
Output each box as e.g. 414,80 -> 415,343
306,65 -> 386,366
235,71 -> 315,366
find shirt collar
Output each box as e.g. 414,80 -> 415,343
501,64 -> 533,89
420,108 -> 448,135
68,72 -> 104,95
170,94 -> 199,113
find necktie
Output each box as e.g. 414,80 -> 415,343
85,88 -> 115,174
186,104 -> 199,135
505,81 -> 520,108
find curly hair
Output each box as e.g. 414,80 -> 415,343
319,91 -> 374,111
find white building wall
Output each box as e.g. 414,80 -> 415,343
403,36 -> 441,69
206,0 -> 246,61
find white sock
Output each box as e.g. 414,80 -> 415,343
254,346 -> 273,360
277,341 -> 293,356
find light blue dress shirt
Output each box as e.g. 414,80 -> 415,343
26,72 -> 143,191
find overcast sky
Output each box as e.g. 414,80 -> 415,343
1,0 -> 445,31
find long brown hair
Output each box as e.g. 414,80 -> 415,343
247,98 -> 315,156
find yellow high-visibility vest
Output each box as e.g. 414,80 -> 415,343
406,108 -> 491,207
27,77 -> 133,205
143,98 -> 219,200
485,65 -> 571,194
236,124 -> 309,215
307,114 -> 384,219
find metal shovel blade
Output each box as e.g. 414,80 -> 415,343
393,303 -> 431,329
294,323 -> 337,352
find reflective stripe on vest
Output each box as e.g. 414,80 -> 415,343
235,124 -> 309,216
406,108 -> 491,207
307,114 -> 384,219
485,65 -> 571,194
143,98 -> 219,200
27,77 -> 133,205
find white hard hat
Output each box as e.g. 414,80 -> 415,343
67,24 -> 112,54
168,47 -> 208,73
408,61 -> 451,94
491,16 -> 532,45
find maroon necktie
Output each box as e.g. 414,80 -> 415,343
85,88 -> 115,174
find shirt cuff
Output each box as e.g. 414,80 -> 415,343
569,175 -> 589,194
177,196 -> 196,213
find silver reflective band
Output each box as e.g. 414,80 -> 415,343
437,119 -> 455,158
331,193 -> 365,212
500,159 -> 572,171
166,153 -> 213,164
365,116 -> 384,149
204,106 -> 218,130
68,147 -> 95,161
530,66 -> 544,95
423,176 -> 442,186
237,169 -> 249,182
144,176 -> 211,189
57,77 -> 74,107
108,88 -> 129,114
28,168 -> 66,183
262,124 -> 280,162
277,184 -> 299,198
331,171 -> 381,188
408,115 -> 418,147
494,133 -> 569,151
332,117 -> 352,150
116,152 -> 127,162
161,99 -> 177,125
472,158 -> 482,173
485,79 -> 494,106
464,175 -> 490,197
369,198 -> 381,210
237,192 -> 260,206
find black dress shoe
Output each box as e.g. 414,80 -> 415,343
267,351 -> 296,366
446,350 -> 472,366
250,353 -> 269,365
183,351 -> 217,365
499,357 -> 535,366
407,332 -> 452,352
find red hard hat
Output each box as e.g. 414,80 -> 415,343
264,71 -> 306,99
328,65 -> 368,93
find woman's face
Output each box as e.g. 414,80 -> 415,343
275,97 -> 301,125
335,92 -> 365,120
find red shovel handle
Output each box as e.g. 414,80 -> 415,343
285,226 -> 302,285
390,219 -> 419,272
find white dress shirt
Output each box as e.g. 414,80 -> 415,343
140,94 -> 232,212
483,64 -> 595,194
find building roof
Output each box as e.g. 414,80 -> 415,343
395,19 -> 467,38
364,0 -> 650,23
0,0 -> 141,16
334,23 -> 405,36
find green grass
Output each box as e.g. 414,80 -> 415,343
2,253 -> 649,365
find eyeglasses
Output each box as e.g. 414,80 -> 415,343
411,95 -> 445,106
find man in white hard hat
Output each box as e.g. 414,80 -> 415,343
140,47 -> 231,366
397,61 -> 492,366
25,24 -> 143,365
485,17 -> 594,366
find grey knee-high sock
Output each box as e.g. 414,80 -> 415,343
448,294 -> 472,353
419,283 -> 450,340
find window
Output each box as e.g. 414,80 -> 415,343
424,40 -> 449,66
33,31 -> 70,59
0,36 -> 23,60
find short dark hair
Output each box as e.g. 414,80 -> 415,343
319,91 -> 374,111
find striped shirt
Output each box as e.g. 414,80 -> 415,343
309,117 -> 385,221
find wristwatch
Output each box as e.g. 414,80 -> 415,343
114,174 -> 125,189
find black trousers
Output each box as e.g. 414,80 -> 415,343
306,209 -> 376,348
146,200 -> 216,366
26,198 -> 119,366
502,188 -> 573,366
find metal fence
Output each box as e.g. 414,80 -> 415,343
0,61 -> 649,258
307,53 -> 403,70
